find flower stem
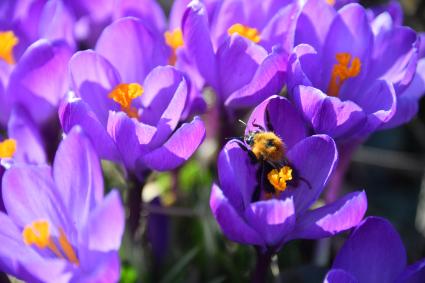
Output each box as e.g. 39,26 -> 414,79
127,171 -> 150,239
251,247 -> 273,283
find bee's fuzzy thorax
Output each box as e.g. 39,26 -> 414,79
250,131 -> 286,163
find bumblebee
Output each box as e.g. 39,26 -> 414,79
236,110 -> 310,201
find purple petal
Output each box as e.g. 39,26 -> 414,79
295,0 -> 336,51
140,66 -> 188,148
261,2 -> 302,53
282,135 -> 338,214
69,50 -> 121,125
59,97 -> 121,162
292,86 -> 367,140
7,106 -> 46,165
0,212 -> 37,278
324,269 -> 358,283
333,217 -> 407,283
96,17 -> 168,84
290,191 -> 367,240
210,183 -> 264,246
217,35 -> 267,101
351,80 -> 397,138
370,22 -> 418,94
182,1 -> 218,89
246,95 -> 307,149
113,0 -> 166,33
80,190 -> 124,252
0,62 -> 12,125
397,258 -> 425,283
169,0 -> 192,30
225,46 -> 287,109
141,117 -> 206,171
7,39 -> 72,124
244,198 -> 295,245
319,4 -> 373,94
107,111 -> 156,171
382,58 -> 425,129
53,126 -> 104,229
71,251 -> 120,283
286,44 -> 316,91
217,140 -> 258,213
39,0 -> 76,49
2,165 -> 69,230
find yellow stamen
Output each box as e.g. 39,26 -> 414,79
164,28 -> 184,66
326,0 -> 335,5
267,166 -> 293,193
108,83 -> 143,118
59,228 -> 79,265
0,31 -> 19,64
327,52 -> 361,97
0,139 -> 17,158
22,220 -> 79,265
228,23 -> 260,43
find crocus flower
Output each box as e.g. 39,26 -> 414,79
0,0 -> 75,65
325,217 -> 425,283
182,0 -> 291,110
210,95 -> 367,250
0,38 -> 72,127
60,29 -> 206,178
0,126 -> 125,282
288,0 -> 422,141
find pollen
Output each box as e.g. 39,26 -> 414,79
108,83 -> 143,118
267,166 -> 293,193
0,31 -> 19,65
164,28 -> 184,66
0,139 -> 17,158
228,23 -> 260,43
327,52 -> 361,97
23,220 -> 79,265
326,0 -> 335,5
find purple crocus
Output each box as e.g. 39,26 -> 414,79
182,0 -> 292,109
325,217 -> 425,283
0,126 -> 125,282
210,95 -> 367,250
288,0 -> 422,141
60,30 -> 206,177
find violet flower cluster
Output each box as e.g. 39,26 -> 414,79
0,0 -> 424,282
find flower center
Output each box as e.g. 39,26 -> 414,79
227,24 -> 260,43
327,52 -> 361,97
164,28 -> 184,66
0,31 -> 19,65
267,166 -> 293,193
0,139 -> 17,158
108,83 -> 143,118
22,220 -> 79,265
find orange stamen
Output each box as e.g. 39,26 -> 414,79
108,83 -> 143,118
23,220 -> 79,265
228,23 -> 260,43
0,139 -> 17,158
0,31 -> 19,64
267,166 -> 293,193
327,52 -> 361,97
164,28 -> 184,66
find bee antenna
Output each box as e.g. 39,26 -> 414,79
238,119 -> 247,126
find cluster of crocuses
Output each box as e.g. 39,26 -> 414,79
0,0 -> 424,282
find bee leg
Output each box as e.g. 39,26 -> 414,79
252,163 -> 264,202
265,108 -> 274,132
235,140 -> 258,164
251,118 -> 266,132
